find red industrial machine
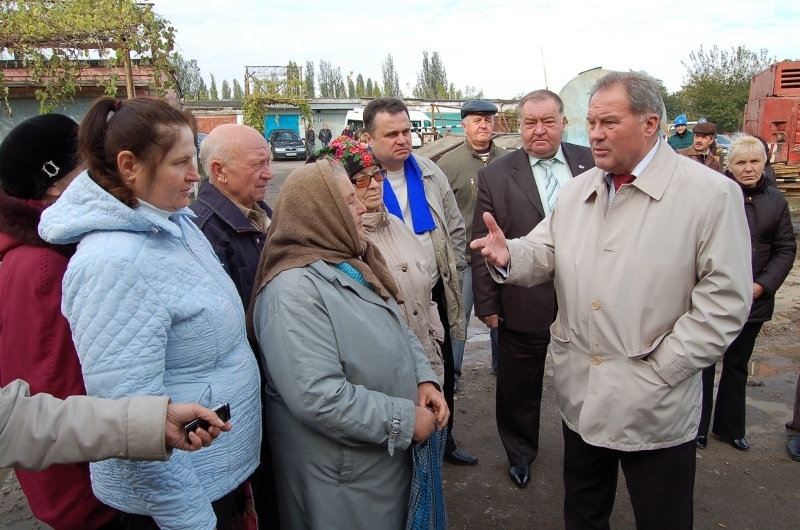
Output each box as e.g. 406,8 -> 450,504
744,61 -> 800,173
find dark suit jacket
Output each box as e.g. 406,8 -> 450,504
470,143 -> 594,332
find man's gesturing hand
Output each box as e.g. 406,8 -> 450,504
470,212 -> 510,268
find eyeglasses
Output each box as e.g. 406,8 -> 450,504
351,168 -> 387,188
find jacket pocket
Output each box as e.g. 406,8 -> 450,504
337,446 -> 357,485
550,319 -> 570,344
625,329 -> 670,360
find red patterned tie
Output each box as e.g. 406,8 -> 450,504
612,174 -> 636,191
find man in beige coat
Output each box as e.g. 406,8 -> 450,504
1,379 -> 229,470
472,71 -> 752,529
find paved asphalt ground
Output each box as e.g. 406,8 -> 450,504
2,159 -> 798,529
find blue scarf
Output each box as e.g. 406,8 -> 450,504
382,156 -> 437,234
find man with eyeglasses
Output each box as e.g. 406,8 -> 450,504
189,123 -> 280,527
437,100 -> 509,388
363,98 -> 477,467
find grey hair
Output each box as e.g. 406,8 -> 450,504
199,131 -> 232,178
589,71 -> 664,123
728,135 -> 767,165
517,89 -> 564,117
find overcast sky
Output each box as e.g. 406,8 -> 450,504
154,0 -> 799,100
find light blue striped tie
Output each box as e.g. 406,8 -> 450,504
539,158 -> 560,213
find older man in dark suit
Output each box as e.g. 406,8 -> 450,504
471,89 -> 594,488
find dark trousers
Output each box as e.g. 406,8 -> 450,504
562,423 -> 695,530
249,438 -> 281,528
786,373 -> 800,437
119,490 -> 236,530
432,279 -> 457,448
699,322 -> 763,439
496,325 -> 548,466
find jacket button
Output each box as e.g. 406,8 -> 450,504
402,266 -> 408,272
592,356 -> 602,365
590,301 -> 600,310
413,310 -> 418,315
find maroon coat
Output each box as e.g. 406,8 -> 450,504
0,189 -> 118,530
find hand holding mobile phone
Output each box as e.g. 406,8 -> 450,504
184,402 -> 231,442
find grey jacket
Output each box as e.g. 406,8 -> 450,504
253,260 -> 439,529
1,379 -> 170,470
414,154 -> 466,341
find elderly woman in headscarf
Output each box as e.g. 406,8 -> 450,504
311,136 -> 446,384
248,158 -> 449,530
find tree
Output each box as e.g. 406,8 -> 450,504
347,73 -> 356,98
381,54 -> 402,97
413,51 -> 450,99
656,78 -> 687,122
356,74 -> 366,97
681,45 -> 774,132
0,0 -> 177,113
171,53 -> 202,100
197,77 -> 209,100
304,61 -> 315,98
232,78 -> 243,100
209,74 -> 218,100
372,84 -> 382,98
318,60 -> 345,98
221,79 -> 231,100
366,78 -> 374,96
286,61 -> 302,96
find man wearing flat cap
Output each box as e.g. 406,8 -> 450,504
437,100 -> 508,389
470,89 -> 594,488
678,121 -> 721,172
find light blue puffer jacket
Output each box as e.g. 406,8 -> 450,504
39,172 -> 261,530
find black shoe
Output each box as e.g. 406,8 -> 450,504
787,436 -> 800,461
696,435 -> 707,449
508,465 -> 530,488
444,447 -> 478,466
730,438 -> 750,451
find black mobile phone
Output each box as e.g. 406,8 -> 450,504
184,402 -> 231,442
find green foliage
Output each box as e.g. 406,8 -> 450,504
317,60 -> 345,98
232,78 -> 243,100
171,53 -> 202,99
221,79 -> 231,100
0,0 -> 177,113
197,77 -> 208,100
365,78 -> 373,96
413,51 -> 449,99
242,93 -> 311,134
304,61 -> 315,98
382,54 -> 402,97
347,74 -> 356,98
209,73 -> 218,100
356,74 -> 366,98
681,45 -> 774,132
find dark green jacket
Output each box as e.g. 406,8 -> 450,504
667,130 -> 694,150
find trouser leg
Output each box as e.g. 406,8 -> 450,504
490,327 -> 499,374
786,373 -> 800,437
712,322 -> 763,439
451,266 -> 472,382
495,326 -> 548,465
698,363 -> 716,437
432,279 -> 457,446
562,422 -> 617,530
620,440 -> 696,530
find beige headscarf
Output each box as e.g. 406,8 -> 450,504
246,159 -> 401,339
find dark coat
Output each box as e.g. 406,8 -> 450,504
731,172 -> 797,322
189,181 -> 272,310
471,144 -> 594,332
318,128 -> 332,143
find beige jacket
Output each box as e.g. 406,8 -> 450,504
414,154 -> 466,341
494,141 -> 752,450
1,379 -> 170,470
363,209 -> 446,384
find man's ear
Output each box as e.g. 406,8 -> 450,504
363,132 -> 373,145
210,160 -> 225,183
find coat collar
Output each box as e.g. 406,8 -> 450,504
194,180 -> 272,232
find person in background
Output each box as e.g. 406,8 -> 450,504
305,124 -> 317,154
697,135 -> 796,451
437,99 -> 508,384
470,90 -> 594,489
1,379 -> 230,470
249,159 -> 448,528
472,71 -> 751,529
38,97 -> 261,530
189,123 -> 279,527
313,136 -> 446,383
0,113 -> 122,530
342,123 -> 355,138
318,123 -> 333,147
677,121 -> 721,172
363,97 -> 475,467
667,114 -> 693,150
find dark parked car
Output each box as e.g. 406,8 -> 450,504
268,129 -> 307,160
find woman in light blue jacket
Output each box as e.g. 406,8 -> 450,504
39,97 -> 261,530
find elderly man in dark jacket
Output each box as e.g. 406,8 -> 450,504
697,135 -> 796,452
189,123 -> 279,526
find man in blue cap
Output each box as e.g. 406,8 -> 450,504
437,100 -> 508,389
667,115 -> 694,150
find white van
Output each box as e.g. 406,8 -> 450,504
345,108 -> 432,148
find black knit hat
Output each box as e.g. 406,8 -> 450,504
0,114 -> 80,200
